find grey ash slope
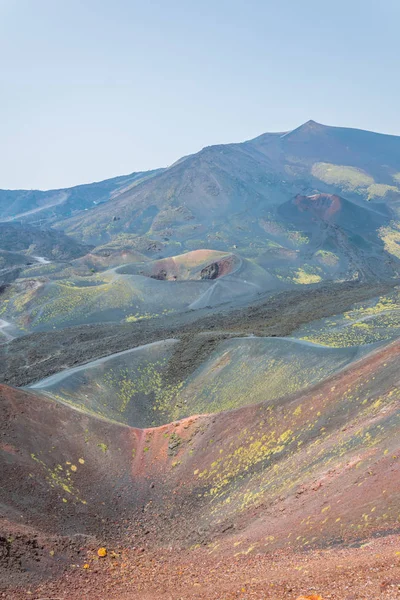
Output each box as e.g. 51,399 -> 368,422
51,120 -> 400,252
250,119 -> 400,178
0,222 -> 90,286
0,222 -> 89,258
2,120 -> 400,252
0,169 -> 162,224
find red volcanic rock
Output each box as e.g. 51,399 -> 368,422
294,193 -> 342,220
143,250 -> 239,281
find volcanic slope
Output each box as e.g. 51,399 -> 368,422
0,279 -> 392,386
0,222 -> 90,287
0,169 -> 161,224
0,250 -> 275,334
53,121 -> 400,253
293,287 -> 400,347
2,122 -> 400,291
273,192 -> 399,283
0,338 -> 399,594
0,222 -> 90,259
29,336 -> 368,427
2,191 -> 399,336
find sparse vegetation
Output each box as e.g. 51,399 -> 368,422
293,267 -> 322,285
312,162 -> 400,200
312,162 -> 373,191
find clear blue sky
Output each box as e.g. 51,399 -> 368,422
1,0 -> 400,189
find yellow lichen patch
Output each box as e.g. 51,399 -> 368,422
103,362 -> 183,420
126,312 -> 153,323
70,465 -> 77,472
30,453 -> 85,504
315,250 -> 339,268
78,458 -> 85,464
293,268 -> 322,285
379,224 -> 400,259
312,162 -> 399,200
97,547 -> 107,557
198,426 -> 295,500
367,183 -> 399,199
312,162 -> 373,190
298,290 -> 400,347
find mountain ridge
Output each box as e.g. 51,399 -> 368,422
1,121 -> 400,341
0,169 -> 162,224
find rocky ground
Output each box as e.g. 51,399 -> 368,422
2,535 -> 400,599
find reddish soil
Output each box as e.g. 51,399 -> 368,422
0,339 -> 399,597
3,535 -> 400,599
294,194 -> 342,220
144,250 -> 238,281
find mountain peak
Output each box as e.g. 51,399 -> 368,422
294,119 -> 326,133
279,119 -> 325,140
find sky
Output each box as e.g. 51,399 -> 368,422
1,0 -> 400,190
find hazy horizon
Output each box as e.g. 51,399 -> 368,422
3,118 -> 400,192
2,0 -> 400,190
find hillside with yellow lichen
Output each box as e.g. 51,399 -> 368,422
2,120 -> 400,599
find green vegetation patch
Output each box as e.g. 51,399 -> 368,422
293,266 -> 322,285
312,162 -> 399,200
314,250 -> 339,267
312,163 -> 373,191
367,183 -> 399,199
379,223 -> 400,259
296,291 -> 400,347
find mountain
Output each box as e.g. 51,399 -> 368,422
2,124 -> 400,336
0,169 -> 162,224
2,121 -> 400,265
1,121 -> 400,597
51,120 -> 400,249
